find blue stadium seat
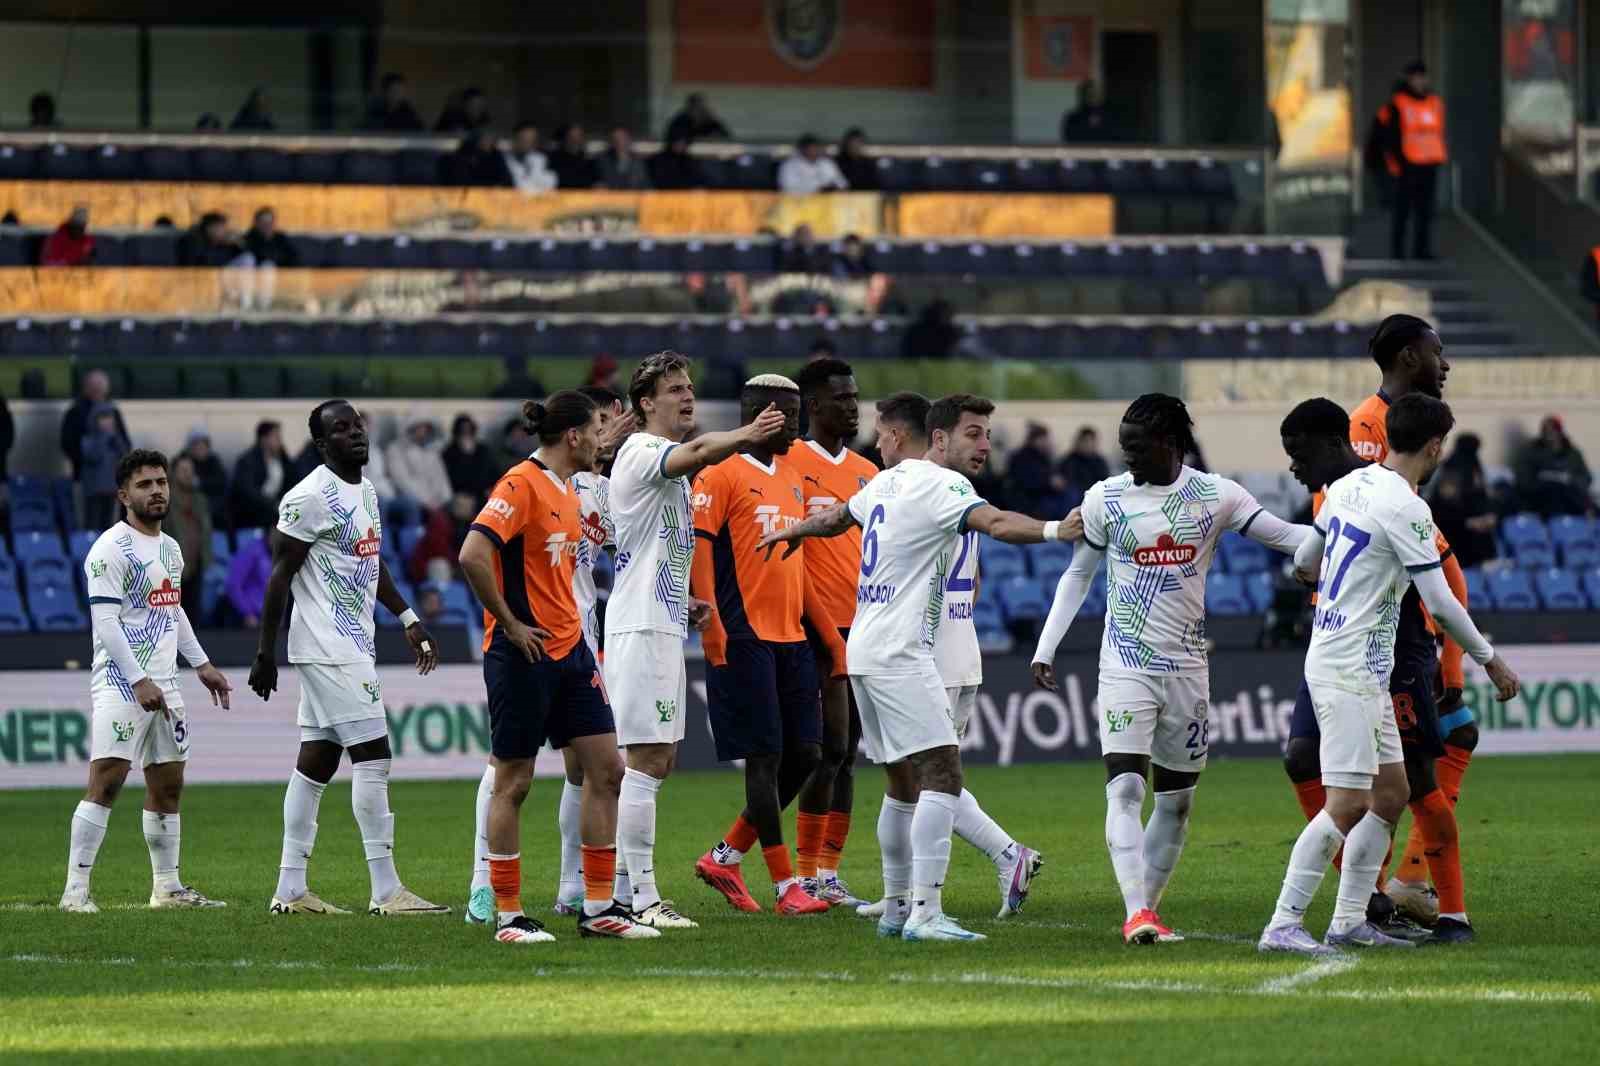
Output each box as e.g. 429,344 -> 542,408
1205,572 -> 1254,616
0,144 -> 38,179
242,149 -> 294,183
140,146 -> 191,181
12,531 -> 67,568
395,524 -> 427,560
38,143 -> 93,180
432,606 -> 473,627
0,553 -> 17,590
0,588 -> 28,632
1082,570 -> 1108,616
1463,567 -> 1490,607
1028,541 -> 1073,582
378,580 -> 415,628
52,478 -> 76,530
1549,515 -> 1599,569
1485,569 -> 1538,611
996,576 -> 1050,624
29,584 -> 86,632
1581,568 -> 1600,609
422,580 -> 475,616
1245,570 -> 1275,613
192,147 -> 239,182
1220,532 -> 1271,575
9,495 -> 55,533
209,529 -> 233,565
24,559 -> 73,592
1535,568 -> 1587,611
1501,513 -> 1554,568
971,600 -> 1004,633
199,562 -> 228,627
982,541 -> 1027,581
68,530 -> 98,568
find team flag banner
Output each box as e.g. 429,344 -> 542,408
1021,14 -> 1095,82
672,0 -> 935,89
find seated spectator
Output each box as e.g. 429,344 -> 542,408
416,585 -> 447,626
442,414 -> 500,506
180,428 -> 229,528
549,123 -> 600,189
500,416 -> 535,473
1006,423 -> 1069,518
831,233 -> 873,279
836,127 -> 879,190
29,91 -> 57,129
648,136 -> 706,189
435,87 -> 490,134
780,223 -> 831,273
386,416 -> 453,515
59,370 -> 128,480
231,88 -> 275,131
354,408 -> 418,529
364,72 -> 425,132
666,92 -> 731,143
440,130 -> 512,187
243,207 -> 300,267
491,354 -> 546,399
165,454 -> 213,623
176,212 -> 247,267
778,133 -> 849,194
503,122 -> 556,195
225,531 -> 271,626
39,206 -> 95,267
1428,433 -> 1499,569
597,126 -> 650,189
901,299 -> 959,360
1515,414 -> 1594,517
228,419 -> 288,530
1060,425 -> 1110,503
1061,80 -> 1115,143
79,404 -> 130,531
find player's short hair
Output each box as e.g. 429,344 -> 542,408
116,448 -> 167,488
307,399 -> 353,443
743,373 -> 798,391
1368,314 -> 1434,372
1122,393 -> 1199,456
927,394 -> 995,440
1279,397 -> 1350,441
1386,393 -> 1454,454
524,390 -> 597,446
795,357 -> 854,397
628,350 -> 691,418
578,384 -> 621,410
876,391 -> 930,439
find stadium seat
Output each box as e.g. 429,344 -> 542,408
8,495 -> 55,533
11,531 -> 67,568
1485,569 -> 1538,611
378,580 -> 415,628
1581,567 -> 1600,609
1082,570 -> 1108,616
972,600 -> 1004,633
68,530 -> 98,568
982,541 -> 1027,581
38,143 -> 93,181
198,562 -> 228,626
1549,516 -> 1599,569
1462,567 -> 1490,607
0,144 -> 37,179
1535,568 -> 1587,611
1220,533 -> 1271,575
996,576 -> 1050,624
0,554 -> 17,591
395,524 -> 427,561
1028,541 -> 1073,582
0,589 -> 28,632
1501,513 -> 1554,569
29,584 -> 86,631
1205,572 -> 1254,616
209,529 -> 234,565
1245,570 -> 1275,613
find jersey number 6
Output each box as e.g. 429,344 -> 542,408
860,504 -> 887,577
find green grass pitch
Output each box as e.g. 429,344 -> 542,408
2,755 -> 1596,1065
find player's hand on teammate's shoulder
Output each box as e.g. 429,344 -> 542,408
1060,508 -> 1085,543
1293,563 -> 1320,588
1031,661 -> 1056,692
687,597 -> 714,631
405,620 -> 438,675
196,663 -> 232,709
132,677 -> 167,715
1484,655 -> 1520,702
248,652 -> 278,700
505,619 -> 550,663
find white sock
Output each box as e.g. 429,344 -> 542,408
1330,811 -> 1392,935
613,871 -> 633,907
142,810 -> 182,893
1105,772 -> 1148,919
618,768 -> 662,910
711,839 -> 745,866
1143,786 -> 1195,911
557,779 -> 583,901
775,876 -> 796,896
66,800 -> 111,894
818,866 -> 839,882
908,790 -> 958,925
877,796 -> 915,903
275,771 -> 325,901
470,764 -> 494,893
953,788 -> 1014,865
352,758 -> 401,904
1270,809 -> 1344,928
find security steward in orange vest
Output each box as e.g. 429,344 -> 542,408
1373,61 -> 1447,260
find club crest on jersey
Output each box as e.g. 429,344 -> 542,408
354,527 -> 381,557
1133,533 -> 1196,567
146,578 -> 181,608
792,486 -> 804,504
544,531 -> 582,566
1339,484 -> 1372,513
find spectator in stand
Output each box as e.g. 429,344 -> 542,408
831,232 -> 873,279
195,113 -> 223,131
228,420 -> 288,531
1006,423 -> 1069,518
503,122 -> 556,195
442,414 -> 500,507
225,532 -> 271,626
666,92 -> 731,143
165,454 -> 213,623
79,404 -> 131,531
490,354 -> 546,399
597,126 -> 650,189
901,299 -> 959,360
176,212 -> 247,267
59,370 -> 128,479
39,206 -> 95,267
1372,61 -> 1447,260
29,92 -> 58,129
647,135 -> 706,189
353,408 -> 416,529
1059,425 -> 1111,504
363,72 -> 425,132
435,87 -> 490,134
1579,246 -> 1600,325
440,130 -> 512,187
780,223 -> 831,273
778,133 -> 849,194
499,415 -> 535,473
386,416 -> 453,516
243,207 -> 300,267
1061,80 -> 1114,143
1428,433 -> 1499,569
1515,414 -> 1594,517
230,88 -> 275,131
584,353 -> 620,392
180,428 -> 229,528
835,127 -> 879,190
548,123 -> 600,189
416,584 -> 447,626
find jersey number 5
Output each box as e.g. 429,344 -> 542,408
1318,517 -> 1371,602
860,504 -> 887,577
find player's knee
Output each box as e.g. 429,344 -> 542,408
790,742 -> 822,779
1282,738 -> 1320,784
589,756 -> 623,798
817,730 -> 848,775
1372,780 -> 1408,822
1446,721 -> 1478,753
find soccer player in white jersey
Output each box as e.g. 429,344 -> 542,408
759,393 -> 1078,942
250,399 -> 448,917
1030,393 -> 1311,945
1259,393 -> 1519,956
60,450 -> 234,913
604,351 -> 786,928
850,394 -> 1045,923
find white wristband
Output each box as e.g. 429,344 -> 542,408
1043,521 -> 1061,542
399,608 -> 420,627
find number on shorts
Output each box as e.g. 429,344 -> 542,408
172,717 -> 187,744
1318,517 -> 1371,602
947,531 -> 977,593
860,504 -> 887,577
1392,692 -> 1417,730
1186,719 -> 1209,752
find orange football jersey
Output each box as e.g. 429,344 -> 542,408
469,456 -> 584,658
692,452 -> 807,643
781,439 -> 879,629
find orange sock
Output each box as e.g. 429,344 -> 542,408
1411,789 -> 1464,914
820,811 -> 851,871
796,812 -> 827,878
762,843 -> 793,887
488,852 -> 522,914
1292,779 -> 1326,822
581,844 -> 616,906
1437,744 -> 1472,806
724,814 -> 759,855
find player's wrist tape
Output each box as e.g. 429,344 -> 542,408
1043,520 -> 1061,541
399,608 -> 420,627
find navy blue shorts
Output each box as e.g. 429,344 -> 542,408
484,632 -> 614,759
1289,658 -> 1445,759
707,639 -> 820,761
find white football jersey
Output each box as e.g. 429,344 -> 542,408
276,465 -> 382,665
1304,464 -> 1442,692
605,432 -> 695,639
934,530 -> 982,687
845,458 -> 985,677
571,470 -> 614,655
1080,467 -> 1263,674
85,523 -> 186,698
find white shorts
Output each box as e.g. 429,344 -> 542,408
1096,669 -> 1212,772
607,629 -> 687,747
945,684 -> 978,739
1309,679 -> 1404,789
296,661 -> 388,746
91,680 -> 188,766
852,672 -> 957,764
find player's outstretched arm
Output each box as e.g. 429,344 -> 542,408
377,557 -> 437,675
175,607 -> 231,709
757,501 -> 857,560
661,404 -> 786,480
1292,525 -> 1326,587
249,531 -> 311,699
1238,507 -> 1314,554
458,529 -> 550,663
1030,543 -> 1103,691
964,504 -> 1084,545
1412,565 -> 1519,701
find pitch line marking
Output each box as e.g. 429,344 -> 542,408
1256,955 -> 1360,993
